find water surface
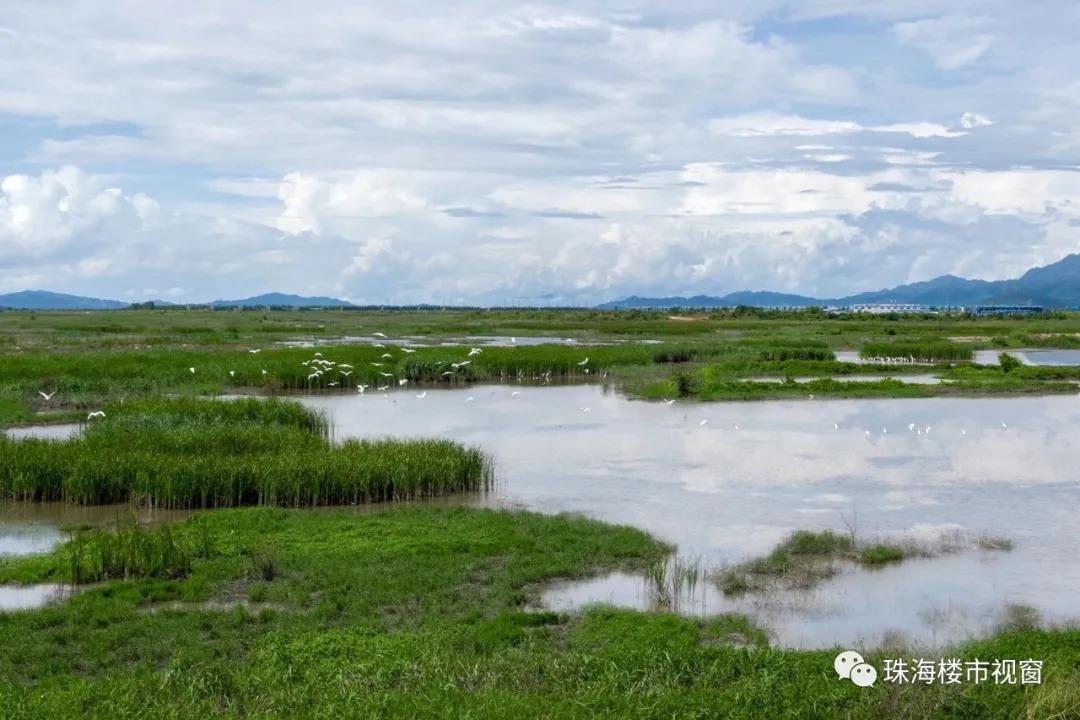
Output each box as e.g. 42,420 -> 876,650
304,385 -> 1080,649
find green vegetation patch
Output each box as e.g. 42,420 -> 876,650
0,398 -> 490,507
0,507 -> 1074,718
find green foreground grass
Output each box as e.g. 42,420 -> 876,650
0,507 -> 1078,719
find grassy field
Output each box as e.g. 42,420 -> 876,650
1,309 -> 1079,717
0,507 -> 1077,719
0,308 -> 1078,426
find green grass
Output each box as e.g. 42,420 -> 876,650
860,544 -> 906,565
860,340 -> 973,363
714,529 -> 1012,595
2,310 -> 1079,423
0,507 -> 1075,719
0,398 -> 490,506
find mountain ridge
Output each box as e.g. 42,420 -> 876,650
2,254 -> 1078,310
598,253 -> 1080,309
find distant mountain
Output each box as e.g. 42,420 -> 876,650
607,291 -> 820,309
599,253 -> 1080,309
210,293 -> 353,308
0,290 -> 128,310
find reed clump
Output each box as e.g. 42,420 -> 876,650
860,341 -> 973,363
0,398 -> 491,507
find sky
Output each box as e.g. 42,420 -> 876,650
1,1 -> 1079,305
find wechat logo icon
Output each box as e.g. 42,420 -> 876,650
835,650 -> 877,687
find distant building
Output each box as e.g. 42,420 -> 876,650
833,303 -> 931,314
971,305 -> 1045,316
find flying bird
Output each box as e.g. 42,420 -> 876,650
398,378 -> 408,386
468,348 -> 483,356
401,348 -> 416,354
248,349 -> 261,354
373,332 -> 387,338
416,391 -> 427,399
666,399 -> 676,405
699,419 -> 709,426
377,385 -> 389,391
38,391 -> 56,400
87,411 -> 105,419
577,357 -> 589,366
381,353 -> 393,359
379,372 -> 394,378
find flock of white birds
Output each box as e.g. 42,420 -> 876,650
29,333 -> 1054,434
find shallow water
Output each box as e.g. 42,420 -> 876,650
276,335 -> 603,348
0,584 -> 69,611
0,503 -> 194,557
1021,349 -> 1080,366
5,423 -> 81,441
4,383 -> 1079,647
303,385 -> 1080,649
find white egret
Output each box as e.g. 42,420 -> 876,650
402,348 -> 416,354
377,385 -> 389,391
581,407 -> 591,413
808,394 -> 814,400
1001,421 -> 1008,429
328,382 -> 338,387
381,353 -> 392,359
468,348 -> 482,356
38,391 -> 56,400
339,364 -> 353,369
398,378 -> 408,386
577,357 -> 589,366
261,369 -> 267,376
189,367 -> 196,374
314,352 -> 323,358
379,372 -> 393,378
229,370 -> 236,377
87,411 -> 105,419
466,396 -> 475,402
373,332 -> 387,338
699,419 -> 709,426
833,423 -> 839,430
248,349 -> 261,354
416,391 -> 427,399
371,362 -> 384,367
666,399 -> 677,405
442,371 -> 454,377
908,423 -> 916,431
341,371 -> 352,378
511,391 -> 520,397
373,343 -> 385,349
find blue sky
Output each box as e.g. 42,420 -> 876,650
1,1 -> 1078,304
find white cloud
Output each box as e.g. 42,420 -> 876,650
894,15 -> 995,70
960,112 -> 993,129
0,3 -> 1079,303
709,113 -> 862,137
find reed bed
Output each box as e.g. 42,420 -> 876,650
65,519 -> 219,583
859,340 -> 973,363
0,398 -> 491,507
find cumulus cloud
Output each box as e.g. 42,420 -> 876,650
893,15 -> 995,70
0,3 -> 1078,303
